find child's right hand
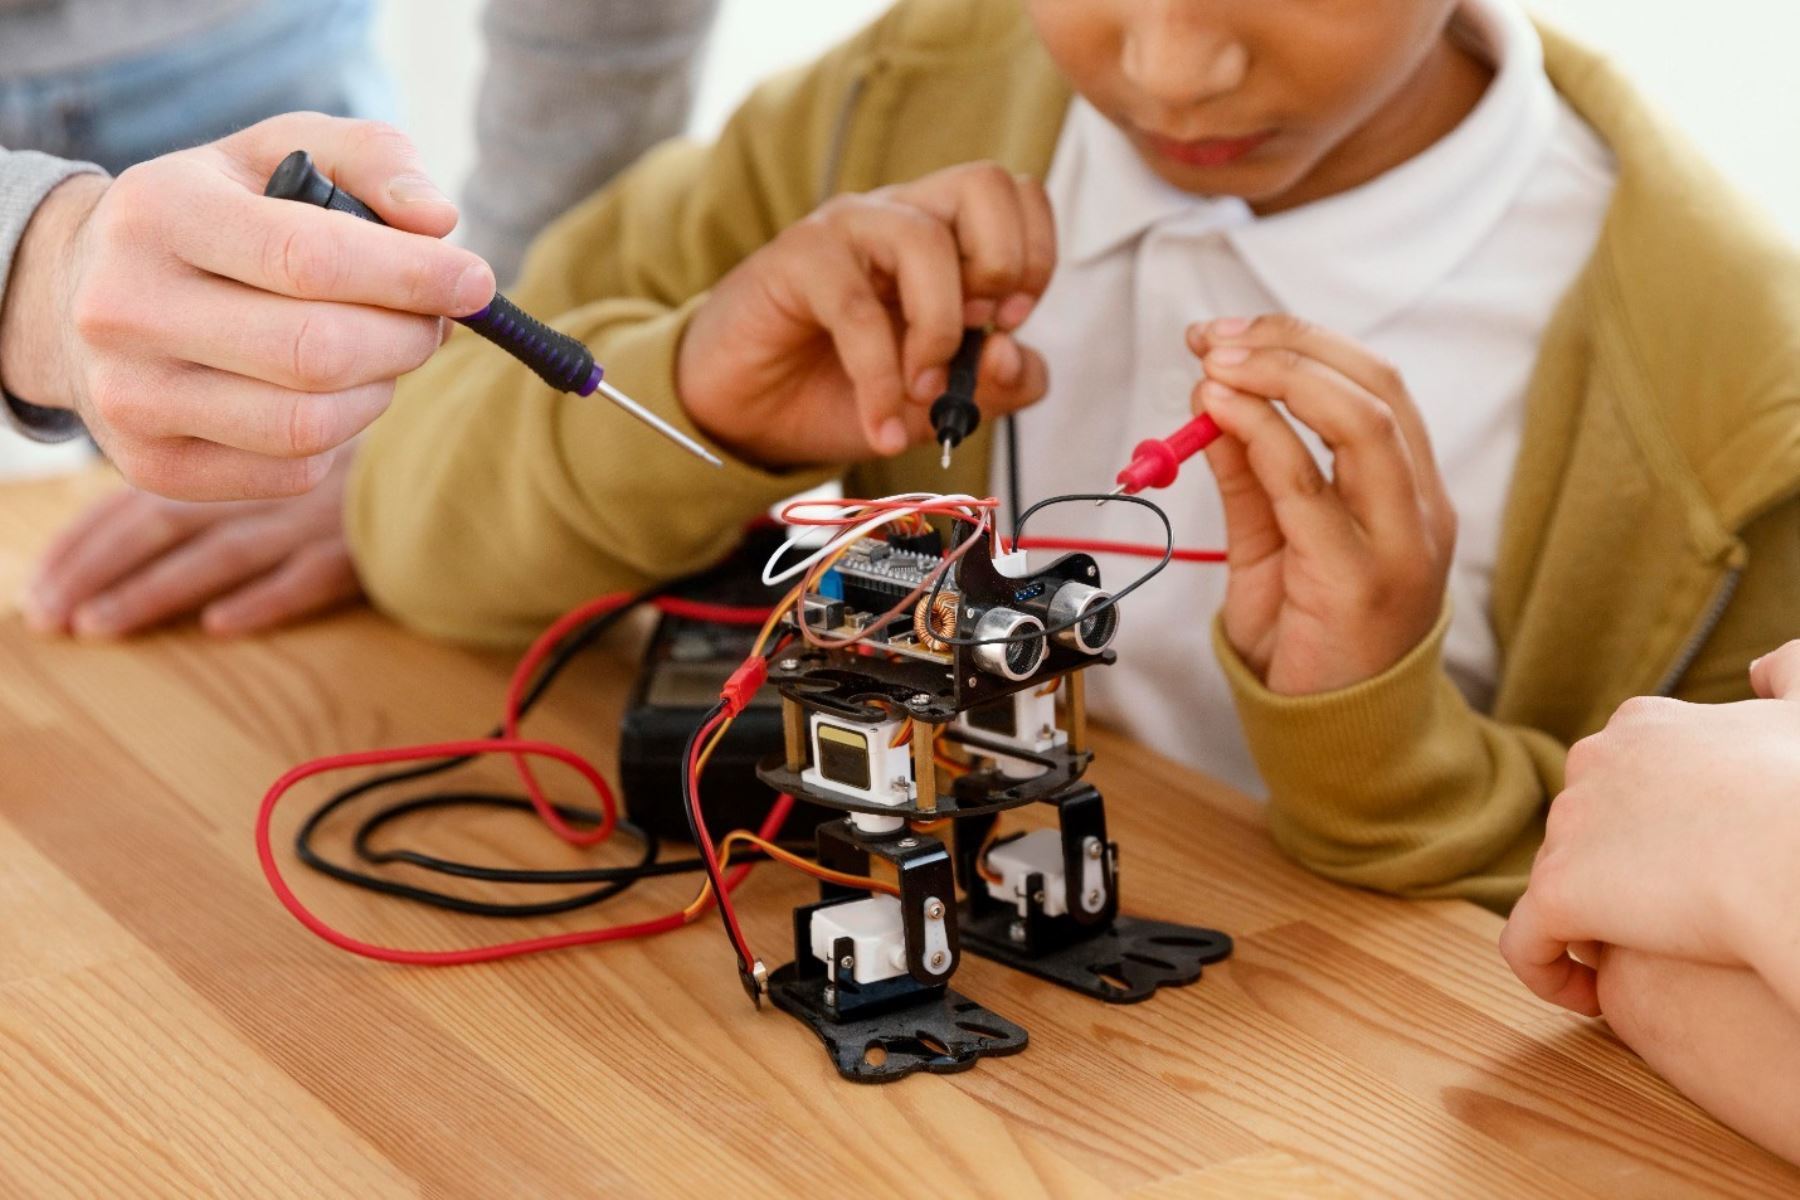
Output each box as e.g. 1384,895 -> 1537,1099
676,162 -> 1055,467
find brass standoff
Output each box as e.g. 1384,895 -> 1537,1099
1064,668 -> 1089,754
911,722 -> 938,813
782,696 -> 806,772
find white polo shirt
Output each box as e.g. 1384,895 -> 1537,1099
1001,0 -> 1617,795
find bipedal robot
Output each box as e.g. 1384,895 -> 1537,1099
756,516 -> 1231,1083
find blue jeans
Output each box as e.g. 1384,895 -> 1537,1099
0,0 -> 391,174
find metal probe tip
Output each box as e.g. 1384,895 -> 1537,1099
594,379 -> 723,467
940,437 -> 954,469
1095,483 -> 1128,506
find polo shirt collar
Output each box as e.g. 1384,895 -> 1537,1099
1057,0 -> 1559,338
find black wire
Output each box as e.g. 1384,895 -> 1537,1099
1004,414 -> 1023,529
933,491 -> 1176,647
679,698 -> 751,970
292,596 -> 676,917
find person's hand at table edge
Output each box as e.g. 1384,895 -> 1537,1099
19,447 -> 361,639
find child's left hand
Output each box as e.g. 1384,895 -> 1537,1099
1187,315 -> 1457,696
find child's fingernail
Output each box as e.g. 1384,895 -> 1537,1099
913,367 -> 946,402
387,172 -> 450,206
1750,654 -> 1767,675
877,418 -> 908,454
1209,317 -> 1252,338
992,336 -> 1023,386
963,298 -> 997,328
1208,346 -> 1251,366
1199,380 -> 1231,404
997,293 -> 1036,329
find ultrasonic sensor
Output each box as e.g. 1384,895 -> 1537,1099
972,607 -> 1048,681
1047,582 -> 1118,654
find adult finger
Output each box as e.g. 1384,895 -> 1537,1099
111,439 -> 338,503
1201,344 -> 1427,545
69,516 -> 299,638
135,159 -> 493,318
209,112 -> 461,237
1750,640 -> 1800,701
120,275 -> 445,394
1500,891 -> 1602,1017
116,366 -> 392,460
202,540 -> 361,636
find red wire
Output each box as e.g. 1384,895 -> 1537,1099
1010,536 -> 1227,564
496,592 -> 775,848
255,735 -> 794,965
684,708 -> 756,965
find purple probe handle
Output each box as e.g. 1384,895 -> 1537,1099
458,295 -> 602,396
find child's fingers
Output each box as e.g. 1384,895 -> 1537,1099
69,515 -> 294,638
1202,345 -> 1430,550
782,227 -> 910,454
1196,314 -> 1452,523
1500,891 -> 1604,1017
1194,396 -> 1284,569
202,539 -> 360,636
819,198 -> 965,403
1198,380 -> 1362,553
890,163 -> 1052,327
974,337 -> 1048,419
1007,173 -> 1057,324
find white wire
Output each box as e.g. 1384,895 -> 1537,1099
760,492 -> 988,587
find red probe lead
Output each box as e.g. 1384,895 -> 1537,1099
1102,413 -> 1223,502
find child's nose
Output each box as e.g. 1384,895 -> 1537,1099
1121,7 -> 1250,109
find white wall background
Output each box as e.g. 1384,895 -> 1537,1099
379,0 -> 1800,240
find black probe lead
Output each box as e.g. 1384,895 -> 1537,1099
930,328 -> 987,468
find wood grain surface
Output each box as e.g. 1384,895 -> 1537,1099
0,471 -> 1794,1199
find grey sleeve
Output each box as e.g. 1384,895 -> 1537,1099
461,0 -> 720,284
0,147 -> 104,443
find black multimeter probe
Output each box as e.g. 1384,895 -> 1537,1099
931,327 -> 986,468
263,149 -> 720,466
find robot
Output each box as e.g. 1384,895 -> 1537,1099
756,518 -> 1232,1082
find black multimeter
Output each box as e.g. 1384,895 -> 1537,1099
618,529 -> 834,842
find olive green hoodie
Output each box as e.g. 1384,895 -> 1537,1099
347,0 -> 1800,910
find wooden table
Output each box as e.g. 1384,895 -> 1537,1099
0,472 -> 1794,1200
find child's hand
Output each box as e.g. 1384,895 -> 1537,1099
677,162 -> 1055,467
1186,315 -> 1456,695
1501,642 -> 1800,1017
18,450 -> 361,639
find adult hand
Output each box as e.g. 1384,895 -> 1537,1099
677,161 -> 1055,467
1187,314 -> 1456,695
0,112 -> 495,501
1501,641 -> 1800,1016
19,448 -> 360,638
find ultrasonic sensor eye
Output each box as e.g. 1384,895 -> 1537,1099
1047,582 -> 1118,654
972,607 -> 1048,681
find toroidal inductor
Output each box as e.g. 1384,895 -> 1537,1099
914,591 -> 961,652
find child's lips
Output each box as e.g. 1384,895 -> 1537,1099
1142,129 -> 1276,168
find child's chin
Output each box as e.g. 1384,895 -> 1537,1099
1139,154 -> 1295,202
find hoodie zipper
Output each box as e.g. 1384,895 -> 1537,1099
1652,565 -> 1743,697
